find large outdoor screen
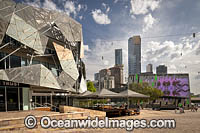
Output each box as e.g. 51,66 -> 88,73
142,75 -> 190,98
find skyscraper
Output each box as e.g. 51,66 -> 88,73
115,49 -> 123,66
146,64 -> 153,73
128,36 -> 141,76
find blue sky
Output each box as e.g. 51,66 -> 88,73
16,0 -> 200,94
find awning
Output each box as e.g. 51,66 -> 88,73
118,89 -> 150,98
87,88 -> 120,98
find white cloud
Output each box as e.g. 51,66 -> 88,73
143,14 -> 156,32
130,0 -> 161,15
114,0 -> 119,4
26,0 -> 60,11
64,1 -> 76,16
91,9 -> 111,25
84,45 -> 91,52
43,0 -> 57,11
25,0 -> 87,18
102,3 -> 107,9
106,7 -> 110,13
77,4 -> 87,12
102,3 -> 110,13
77,4 -> 82,12
25,0 -> 41,8
63,1 -> 87,18
103,60 -> 109,65
79,16 -> 83,20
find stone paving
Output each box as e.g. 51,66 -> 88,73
0,110 -> 59,120
1,109 -> 200,133
25,109 -> 200,133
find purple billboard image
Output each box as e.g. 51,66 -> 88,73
144,76 -> 190,98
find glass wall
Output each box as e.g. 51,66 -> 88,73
7,87 -> 19,111
0,52 -> 62,76
0,87 -> 5,111
0,52 -> 5,69
32,59 -> 40,65
0,86 -> 23,112
21,57 -> 27,66
10,55 -> 21,68
49,64 -> 59,76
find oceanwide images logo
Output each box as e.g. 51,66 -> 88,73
24,115 -> 176,130
24,115 -> 37,129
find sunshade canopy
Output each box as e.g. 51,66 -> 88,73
79,91 -> 93,97
87,88 -> 120,98
118,89 -> 150,98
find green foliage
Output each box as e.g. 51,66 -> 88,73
92,99 -> 107,105
129,82 -> 163,100
191,95 -> 197,98
87,81 -> 96,92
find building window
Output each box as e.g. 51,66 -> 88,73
10,55 -> 21,68
0,52 -> 5,69
21,57 -> 27,66
49,64 -> 58,76
32,59 -> 40,65
41,62 -> 49,69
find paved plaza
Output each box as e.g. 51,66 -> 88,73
3,109 -> 197,133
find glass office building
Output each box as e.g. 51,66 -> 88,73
128,36 -> 141,76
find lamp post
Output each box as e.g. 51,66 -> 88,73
127,78 -> 129,109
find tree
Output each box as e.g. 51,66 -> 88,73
87,81 -> 96,92
129,82 -> 163,100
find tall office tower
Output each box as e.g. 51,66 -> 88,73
128,36 -> 141,76
115,49 -> 123,66
156,65 -> 167,74
146,64 -> 153,73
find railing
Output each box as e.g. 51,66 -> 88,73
44,103 -> 59,111
32,102 -> 59,112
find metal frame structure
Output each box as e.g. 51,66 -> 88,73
0,0 -> 86,92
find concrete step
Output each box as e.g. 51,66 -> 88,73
0,107 -> 106,132
0,112 -> 90,131
0,115 -> 105,132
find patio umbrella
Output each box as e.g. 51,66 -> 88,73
88,88 -> 120,98
118,89 -> 150,109
118,89 -> 150,98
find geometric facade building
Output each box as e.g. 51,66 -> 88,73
0,0 -> 86,111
